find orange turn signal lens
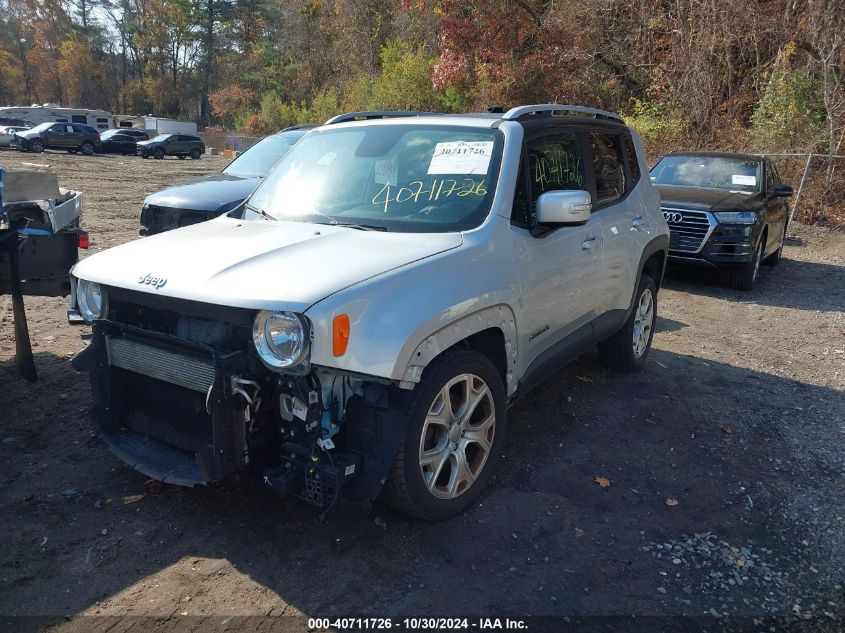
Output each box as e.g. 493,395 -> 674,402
333,314 -> 351,357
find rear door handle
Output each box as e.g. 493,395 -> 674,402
581,237 -> 597,250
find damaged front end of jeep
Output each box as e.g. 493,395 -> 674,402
72,285 -> 409,508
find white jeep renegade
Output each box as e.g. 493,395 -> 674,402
71,105 -> 669,520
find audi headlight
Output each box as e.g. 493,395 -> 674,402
77,278 -> 107,323
714,211 -> 757,224
252,310 -> 310,370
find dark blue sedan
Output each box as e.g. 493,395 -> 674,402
139,126 -> 313,235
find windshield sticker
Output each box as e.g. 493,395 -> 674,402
317,151 -> 337,166
427,141 -> 494,175
374,157 -> 398,186
732,174 -> 757,186
372,178 -> 487,213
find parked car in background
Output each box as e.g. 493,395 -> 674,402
115,128 -> 150,142
137,133 -> 204,159
70,105 -> 668,520
100,129 -> 139,155
650,152 -> 792,290
0,125 -> 30,147
139,126 -> 313,235
13,122 -> 102,155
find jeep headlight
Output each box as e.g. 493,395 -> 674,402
714,211 -> 757,224
252,310 -> 309,370
77,278 -> 107,323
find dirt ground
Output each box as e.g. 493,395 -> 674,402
0,148 -> 843,631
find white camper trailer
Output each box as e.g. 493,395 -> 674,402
0,105 -> 117,130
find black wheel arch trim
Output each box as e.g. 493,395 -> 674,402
624,234 -> 668,320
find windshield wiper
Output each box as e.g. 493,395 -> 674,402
244,203 -> 276,221
318,221 -> 387,232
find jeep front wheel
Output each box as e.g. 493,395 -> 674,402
384,349 -> 506,520
598,274 -> 657,371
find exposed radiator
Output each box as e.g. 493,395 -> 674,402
105,336 -> 215,393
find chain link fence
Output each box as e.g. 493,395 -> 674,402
198,130 -> 263,154
766,153 -> 845,224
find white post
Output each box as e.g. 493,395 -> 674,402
790,153 -> 813,224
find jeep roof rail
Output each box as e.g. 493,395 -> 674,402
323,111 -> 433,125
502,104 -> 624,123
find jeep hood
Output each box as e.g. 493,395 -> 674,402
144,174 -> 258,212
72,217 -> 463,311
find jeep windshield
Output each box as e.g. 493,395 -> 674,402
650,155 -> 762,193
246,124 -> 503,232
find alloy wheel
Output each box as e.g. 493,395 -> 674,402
418,373 -> 496,500
632,288 -> 654,358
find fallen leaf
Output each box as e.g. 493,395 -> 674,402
576,375 -> 593,383
665,498 -> 679,507
122,494 -> 146,505
594,476 -> 611,488
720,424 -> 732,434
737,557 -> 747,567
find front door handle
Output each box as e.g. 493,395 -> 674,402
581,237 -> 597,250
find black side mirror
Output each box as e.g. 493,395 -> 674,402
773,185 -> 793,197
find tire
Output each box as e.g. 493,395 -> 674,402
190,148 -> 201,159
598,274 -> 657,372
383,349 -> 507,520
729,238 -> 764,291
764,224 -> 787,267
153,147 -> 165,160
80,141 -> 94,156
30,139 -> 44,153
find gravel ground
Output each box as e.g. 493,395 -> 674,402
0,148 -> 843,631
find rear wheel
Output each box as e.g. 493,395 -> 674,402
384,349 -> 506,520
153,147 -> 165,160
30,139 -> 44,153
190,148 -> 202,159
80,141 -> 94,156
730,238 -> 764,291
598,274 -> 657,371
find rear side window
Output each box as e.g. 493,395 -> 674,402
512,132 -> 585,227
589,133 -> 626,207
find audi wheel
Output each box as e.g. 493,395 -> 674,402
730,238 -> 764,291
